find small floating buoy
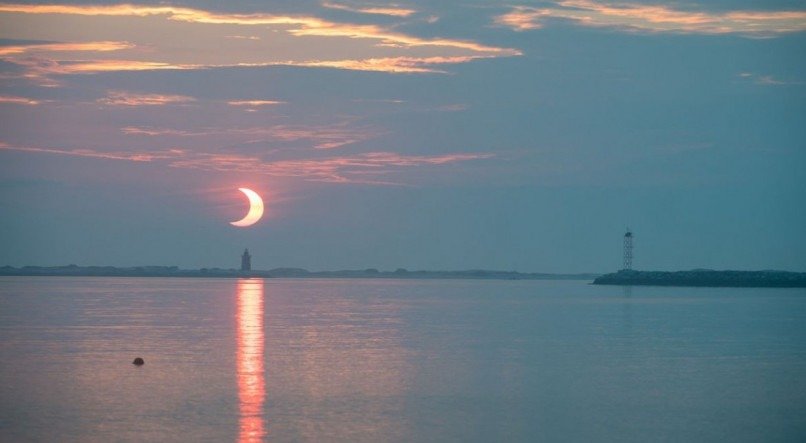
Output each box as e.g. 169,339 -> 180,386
133,357 -> 145,366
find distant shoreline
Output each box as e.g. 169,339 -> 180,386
594,269 -> 806,288
0,265 -> 599,281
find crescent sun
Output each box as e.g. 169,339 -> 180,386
230,188 -> 264,227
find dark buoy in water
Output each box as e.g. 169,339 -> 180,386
133,357 -> 145,366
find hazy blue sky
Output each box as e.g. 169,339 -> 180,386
1,1 -> 804,272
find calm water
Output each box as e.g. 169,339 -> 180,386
0,277 -> 805,442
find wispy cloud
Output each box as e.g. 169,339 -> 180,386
0,142 -> 492,184
284,55 -> 499,73
120,127 -> 191,137
121,123 -> 379,150
495,1 -> 806,36
97,90 -> 196,106
738,72 -> 802,85
170,151 -> 492,184
0,95 -> 40,105
0,40 -> 132,56
351,98 -> 406,104
225,35 -> 261,40
8,58 -> 188,86
437,103 -> 468,112
227,100 -> 286,107
0,3 -> 518,82
0,143 -> 185,162
0,40 -> 142,84
495,7 -> 548,32
756,75 -> 787,85
322,1 -> 417,17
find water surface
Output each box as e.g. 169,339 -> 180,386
0,277 -> 804,442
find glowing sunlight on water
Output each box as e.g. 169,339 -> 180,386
236,279 -> 265,443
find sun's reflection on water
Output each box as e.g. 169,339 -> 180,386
236,279 -> 265,443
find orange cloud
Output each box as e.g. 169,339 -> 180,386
0,40 -> 131,56
0,4 -> 435,43
494,7 -> 549,31
52,60 -> 187,73
495,1 -> 806,35
0,3 -> 518,81
0,95 -> 40,105
286,55 -> 499,73
98,90 -> 196,106
9,59 -> 187,85
322,2 -> 417,17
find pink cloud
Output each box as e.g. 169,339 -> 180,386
227,100 -> 286,107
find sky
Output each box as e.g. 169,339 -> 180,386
0,0 -> 804,273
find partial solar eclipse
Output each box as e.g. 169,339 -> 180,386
230,188 -> 264,227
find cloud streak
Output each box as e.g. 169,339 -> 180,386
0,95 -> 40,105
0,143 -> 492,184
278,55 -> 499,73
98,90 -> 196,106
495,1 -> 806,35
739,72 -> 802,86
121,122 -> 380,150
0,40 -> 132,56
0,143 -> 184,162
322,1 -> 417,17
227,100 -> 286,107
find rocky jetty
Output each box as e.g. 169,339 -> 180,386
594,269 -> 806,288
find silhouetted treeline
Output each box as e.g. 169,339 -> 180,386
0,265 -> 598,281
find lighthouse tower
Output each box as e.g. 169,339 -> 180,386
623,229 -> 633,270
241,249 -> 252,272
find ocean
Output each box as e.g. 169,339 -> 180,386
1,277 -> 804,442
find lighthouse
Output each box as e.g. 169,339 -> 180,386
623,230 -> 633,270
241,249 -> 252,272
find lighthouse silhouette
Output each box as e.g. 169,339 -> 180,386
241,249 -> 251,272
623,229 -> 633,270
